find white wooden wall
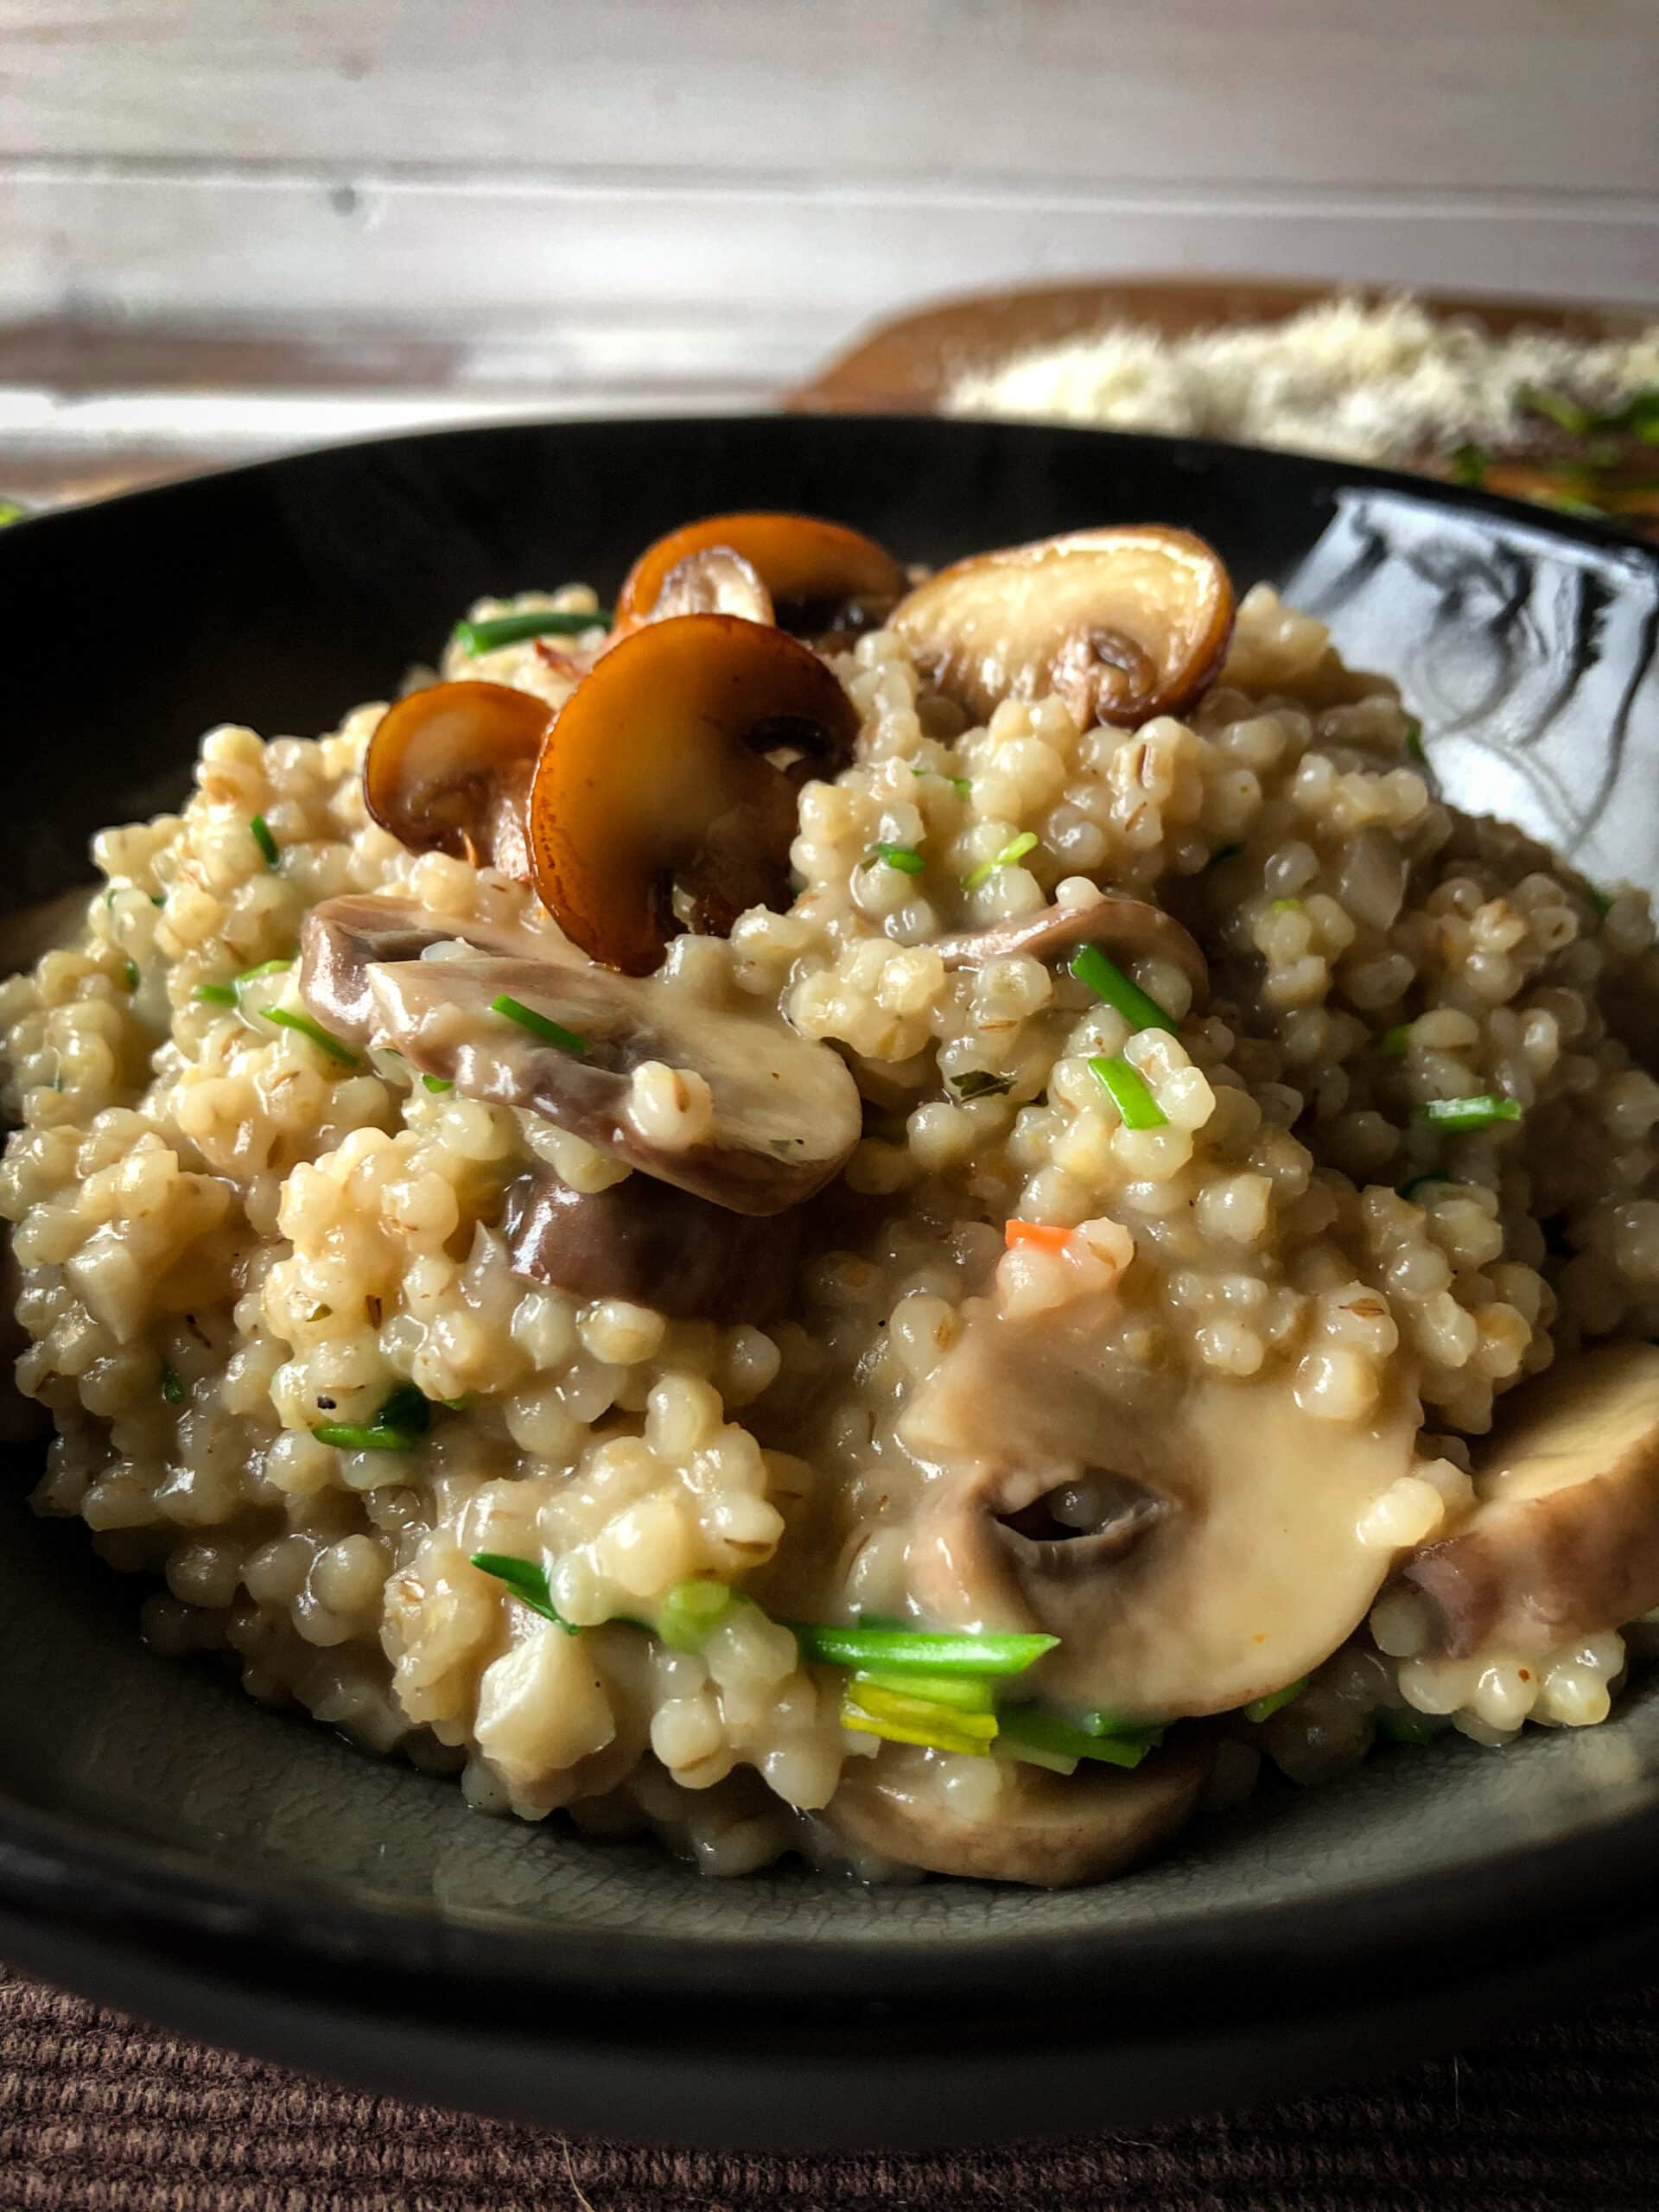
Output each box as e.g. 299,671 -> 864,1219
3,0 -> 1656,499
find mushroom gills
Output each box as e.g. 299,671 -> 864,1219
1402,1341 -> 1659,1657
890,526 -> 1236,731
825,1735 -> 1213,1887
299,894 -> 861,1214
502,1163 -> 801,1322
899,1291 -> 1421,1721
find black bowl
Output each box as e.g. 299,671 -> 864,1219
4,416 -> 1659,2148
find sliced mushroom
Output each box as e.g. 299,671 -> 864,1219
528,613 -> 859,976
826,1736 -> 1212,1887
932,891 -> 1209,1001
899,1292 -> 1421,1722
1402,1342 -> 1659,1656
649,547 -> 774,626
364,680 -> 551,880
891,526 -> 1236,730
615,512 -> 907,636
502,1163 -> 801,1321
299,894 -> 860,1213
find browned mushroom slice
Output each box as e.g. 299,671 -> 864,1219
529,614 -> 860,976
615,512 -> 907,635
364,681 -> 551,880
648,548 -> 775,626
1402,1343 -> 1659,1657
899,1292 -> 1421,1722
502,1164 -> 801,1321
932,892 -> 1208,1000
826,1736 -> 1213,1886
891,526 -> 1236,730
299,894 -> 861,1214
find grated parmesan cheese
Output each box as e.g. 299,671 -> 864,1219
947,294 -> 1659,467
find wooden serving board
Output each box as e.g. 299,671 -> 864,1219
788,276 -> 1652,416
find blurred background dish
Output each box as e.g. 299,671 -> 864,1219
5,1 -> 1655,509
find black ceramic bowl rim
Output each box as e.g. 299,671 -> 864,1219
4,416 -> 1659,2132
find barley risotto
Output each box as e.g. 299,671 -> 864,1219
7,512 -> 1659,1889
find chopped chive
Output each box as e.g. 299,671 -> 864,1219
1588,885 -> 1615,919
1206,842 -> 1244,868
1448,444 -> 1489,487
1070,944 -> 1174,1034
193,982 -> 237,1006
1089,1053 -> 1166,1130
249,814 -> 279,869
963,830 -> 1039,893
468,1550 -> 581,1633
912,766 -> 972,798
441,1395 -> 471,1412
852,1669 -> 997,1715
1402,716 -> 1427,764
264,1007 -> 360,1067
842,1681 -> 998,1755
160,1360 -> 183,1406
1376,1707 -> 1438,1746
1416,1094 -> 1523,1132
421,1072 -> 454,1093
454,608 -> 611,655
863,842 -> 926,876
840,1689 -> 994,1758
491,993 -> 586,1055
1398,1173 -> 1453,1202
1515,384 -> 1594,436
1270,898 -> 1303,913
314,1419 -> 420,1452
1379,1024 -> 1411,1058
237,957 -> 294,982
658,1578 -> 736,1653
1243,1677 -> 1307,1724
788,1622 -> 1057,1678
121,958 -> 140,991
0,498 -> 30,528
998,1705 -> 1161,1770
948,1068 -> 1014,1101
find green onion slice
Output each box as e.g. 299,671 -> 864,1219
1089,1053 -> 1166,1130
1379,1024 -> 1411,1059
863,842 -> 926,876
121,959 -> 140,991
421,1072 -> 454,1093
455,608 -> 611,655
789,1622 -> 1057,1678
238,957 -> 294,982
193,982 -> 237,1006
160,1360 -> 184,1406
313,1418 -> 419,1452
1397,1173 -> 1452,1203
491,993 -> 586,1055
264,1007 -> 360,1067
468,1551 -> 581,1634
1243,1677 -> 1306,1724
1070,944 -> 1174,1034
1270,898 -> 1303,914
249,815 -> 280,868
850,1669 -> 996,1715
1416,1095 -> 1522,1132
911,766 -> 972,798
1403,716 -> 1427,763
1515,384 -> 1594,436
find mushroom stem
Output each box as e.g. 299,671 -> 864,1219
931,891 -> 1209,1000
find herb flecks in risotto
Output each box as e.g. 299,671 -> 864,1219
6,513 -> 1659,1888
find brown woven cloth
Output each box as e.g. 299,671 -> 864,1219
3,1966 -> 1656,2212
